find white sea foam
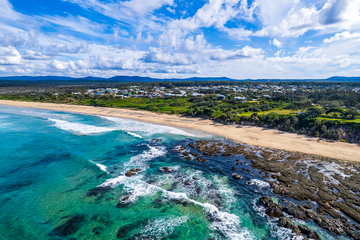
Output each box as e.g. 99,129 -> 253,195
90,161 -> 108,173
48,118 -> 145,139
141,216 -> 189,239
100,116 -> 195,137
48,118 -> 116,134
249,179 -> 270,188
252,199 -> 303,240
122,145 -> 167,171
127,132 -> 142,138
99,174 -> 252,240
302,161 -> 351,185
318,162 -> 351,183
213,175 -> 238,208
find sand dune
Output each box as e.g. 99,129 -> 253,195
1,100 -> 359,162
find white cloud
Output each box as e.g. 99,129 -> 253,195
275,50 -> 283,57
166,7 -> 175,14
167,0 -> 254,38
22,50 -> 51,60
47,42 -> 89,55
142,47 -> 199,65
121,0 -> 173,15
223,27 -> 252,41
49,59 -> 68,70
323,31 -> 360,43
270,38 -> 282,48
0,0 -> 21,21
209,46 -> 263,61
40,15 -> 106,37
253,0 -> 360,38
0,46 -> 22,65
136,32 -> 154,44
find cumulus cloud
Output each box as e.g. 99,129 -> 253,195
0,46 -> 22,65
270,39 -> 282,48
167,0 -> 254,39
253,0 -> 360,38
323,31 -> 360,43
209,46 -> 263,61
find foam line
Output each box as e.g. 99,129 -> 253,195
100,116 -> 195,137
48,118 -> 116,135
127,132 -> 142,138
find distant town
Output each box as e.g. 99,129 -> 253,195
71,84 -> 360,104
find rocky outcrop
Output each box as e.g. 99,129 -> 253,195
125,168 -> 141,177
258,196 -> 284,218
232,173 -> 242,180
160,167 -> 175,173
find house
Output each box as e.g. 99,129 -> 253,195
217,94 -> 226,100
234,97 -> 247,101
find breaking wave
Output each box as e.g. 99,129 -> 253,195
90,161 -> 108,173
48,118 -> 116,135
100,116 -> 195,137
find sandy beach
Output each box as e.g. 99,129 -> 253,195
1,99 -> 359,162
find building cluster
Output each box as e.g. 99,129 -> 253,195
80,84 -> 360,100
84,87 -> 187,98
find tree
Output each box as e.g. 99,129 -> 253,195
326,107 -> 345,115
307,107 -> 325,117
345,107 -> 359,119
214,110 -> 223,118
260,104 -> 270,111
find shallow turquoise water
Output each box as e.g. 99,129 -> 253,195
0,106 -> 350,240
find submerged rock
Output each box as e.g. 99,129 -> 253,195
117,226 -> 129,239
160,167 -> 175,173
86,186 -> 111,197
50,215 -> 85,237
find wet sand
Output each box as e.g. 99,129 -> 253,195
1,100 -> 359,162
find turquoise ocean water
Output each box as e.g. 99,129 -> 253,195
0,105 -> 350,240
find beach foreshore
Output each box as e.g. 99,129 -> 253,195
1,100 -> 359,162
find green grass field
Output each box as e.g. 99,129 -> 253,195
317,117 -> 360,123
238,109 -> 294,116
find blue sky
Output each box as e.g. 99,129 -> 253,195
0,0 -> 360,79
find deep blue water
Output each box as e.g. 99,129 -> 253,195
0,105 -> 349,240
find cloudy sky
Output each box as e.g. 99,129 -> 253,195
0,0 -> 360,79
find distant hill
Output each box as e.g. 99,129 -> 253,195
0,76 -> 235,82
0,75 -> 360,82
326,76 -> 360,81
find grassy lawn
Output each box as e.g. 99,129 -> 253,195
238,109 -> 295,116
78,97 -> 192,114
317,117 -> 360,123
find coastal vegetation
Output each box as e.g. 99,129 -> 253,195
1,80 -> 360,143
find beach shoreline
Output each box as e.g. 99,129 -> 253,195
1,99 -> 359,162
